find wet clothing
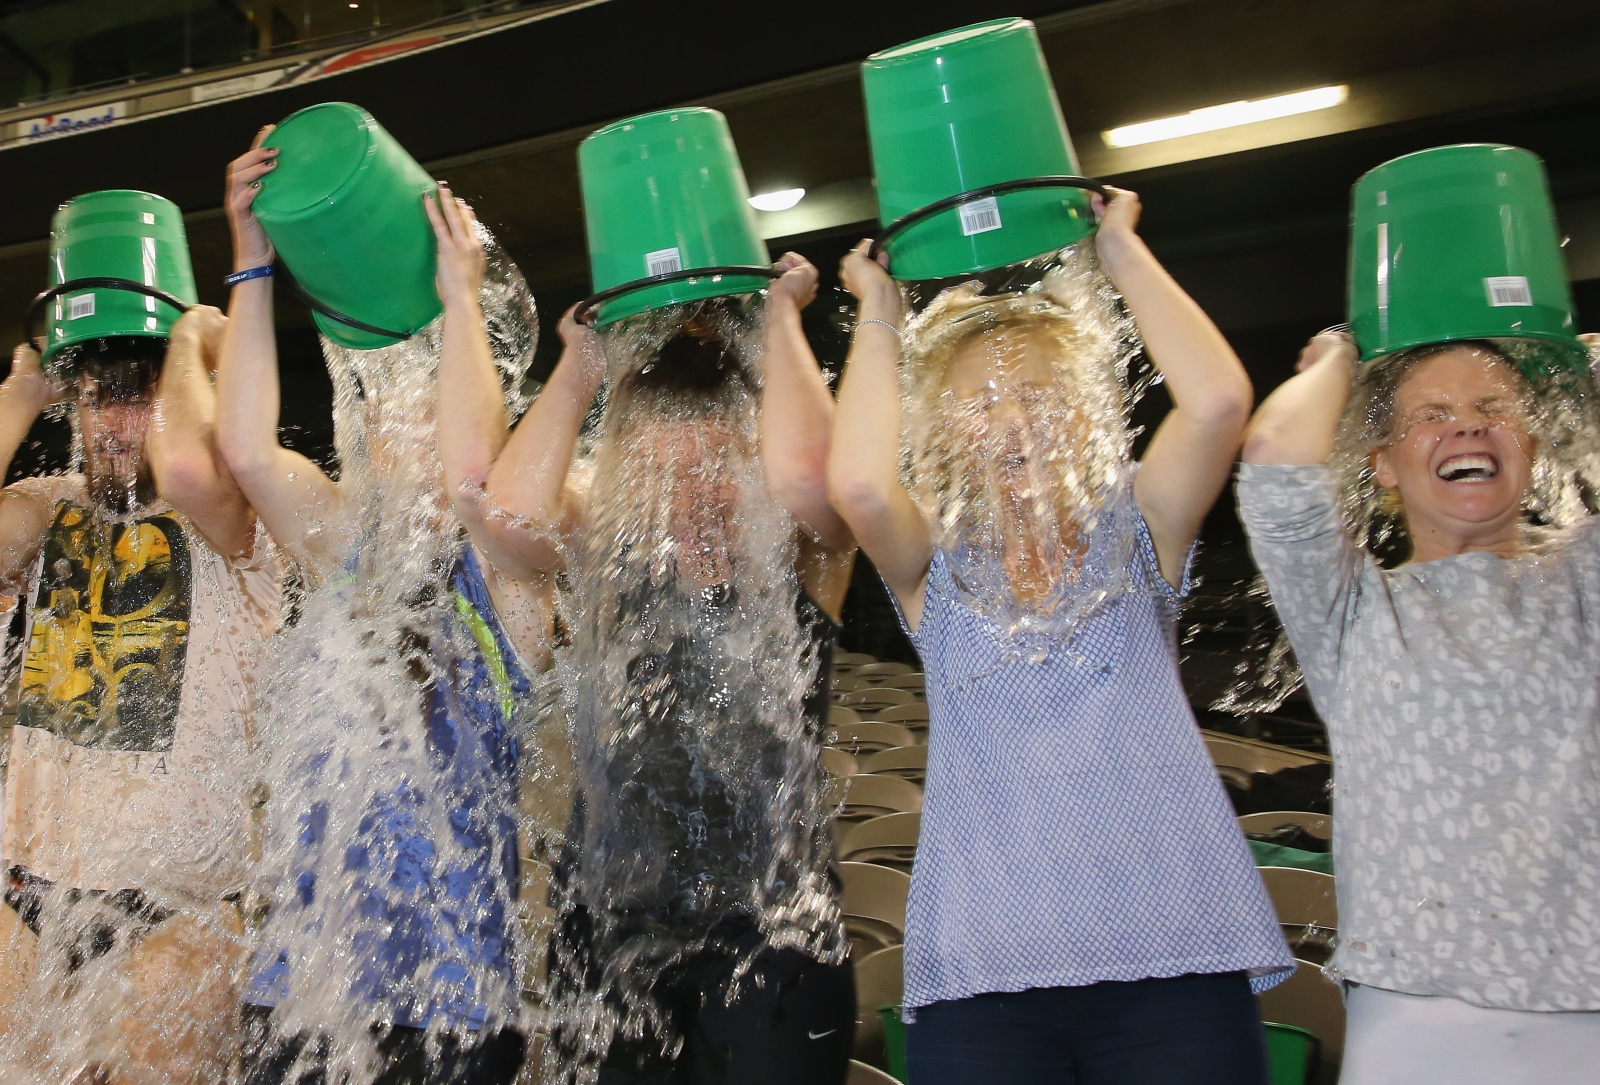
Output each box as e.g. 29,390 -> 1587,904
553,589 -> 851,1084
238,1004 -> 527,1085
593,917 -> 856,1085
1238,463 -> 1600,1011
246,547 -> 529,1031
896,500 -> 1291,1015
905,971 -> 1270,1085
2,475 -> 280,908
3,865 -> 173,973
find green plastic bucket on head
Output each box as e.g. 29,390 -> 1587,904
1348,143 -> 1586,377
255,102 -> 440,350
1263,1021 -> 1318,1085
36,189 -> 196,372
862,18 -> 1097,282
577,107 -> 774,328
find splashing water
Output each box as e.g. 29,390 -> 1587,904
900,241 -> 1154,663
541,298 -> 841,1083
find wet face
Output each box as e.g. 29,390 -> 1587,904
1371,348 -> 1534,541
622,411 -> 745,589
76,372 -> 156,514
942,326 -> 1086,602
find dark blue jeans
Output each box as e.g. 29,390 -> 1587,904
906,971 -> 1270,1085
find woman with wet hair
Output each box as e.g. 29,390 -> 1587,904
1239,329 -> 1600,1083
471,254 -> 857,1083
827,186 -> 1292,1084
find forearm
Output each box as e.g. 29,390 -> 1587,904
1243,351 -> 1356,465
438,294 -> 511,507
483,344 -> 598,569
1096,226 -> 1252,425
761,299 -> 851,548
215,279 -> 285,478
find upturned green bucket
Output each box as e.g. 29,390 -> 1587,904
256,102 -> 439,350
578,108 -> 773,328
39,189 -> 197,370
862,18 -> 1097,281
1348,144 -> 1585,375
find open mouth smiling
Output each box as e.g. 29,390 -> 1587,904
1436,452 -> 1500,482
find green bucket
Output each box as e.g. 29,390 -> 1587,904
862,18 -> 1099,281
33,189 -> 196,372
1348,144 -> 1586,376
577,107 -> 775,328
1263,1021 -> 1319,1085
877,1005 -> 909,1082
256,102 -> 440,350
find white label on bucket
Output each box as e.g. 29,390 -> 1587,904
1485,276 -> 1533,307
959,197 -> 1003,236
68,293 -> 95,320
645,247 -> 683,277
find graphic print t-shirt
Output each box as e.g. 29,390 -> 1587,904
2,476 -> 280,906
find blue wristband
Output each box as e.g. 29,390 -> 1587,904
225,266 -> 274,287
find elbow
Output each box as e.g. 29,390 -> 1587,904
1241,419 -> 1292,465
1188,371 -> 1255,434
827,471 -> 894,531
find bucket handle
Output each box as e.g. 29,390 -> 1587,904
275,261 -> 413,343
24,277 -> 192,347
575,265 -> 782,327
869,175 -> 1110,263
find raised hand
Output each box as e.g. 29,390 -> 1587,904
225,126 -> 279,271
424,182 -> 487,310
838,239 -> 898,310
768,251 -> 819,311
1091,185 -> 1143,236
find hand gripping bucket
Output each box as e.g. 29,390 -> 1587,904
862,18 -> 1104,281
26,189 -> 197,374
255,102 -> 440,350
575,108 -> 775,328
1348,143 -> 1587,379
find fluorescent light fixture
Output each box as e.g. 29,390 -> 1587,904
748,188 -> 806,212
1102,85 -> 1348,148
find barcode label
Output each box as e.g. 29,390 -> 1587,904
68,293 -> 95,320
958,197 -> 1003,236
645,247 -> 683,277
1485,276 -> 1533,307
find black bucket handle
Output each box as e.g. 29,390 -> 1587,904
574,265 -> 782,327
868,175 -> 1110,263
23,277 -> 192,347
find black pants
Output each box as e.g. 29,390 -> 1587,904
238,1004 -> 526,1085
594,936 -> 856,1085
906,971 -> 1271,1085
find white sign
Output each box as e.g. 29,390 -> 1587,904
17,101 -> 128,142
192,69 -> 288,104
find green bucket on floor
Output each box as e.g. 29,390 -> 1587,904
1264,1021 -> 1319,1085
879,1005 -> 909,1082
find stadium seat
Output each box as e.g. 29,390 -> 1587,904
840,687 -> 916,709
839,811 -> 920,873
858,746 -> 927,784
852,944 -> 905,1067
829,705 -> 863,727
847,1061 -> 901,1085
853,662 -> 915,680
872,703 -> 930,725
830,775 -> 924,830
820,747 -> 859,778
825,721 -> 919,754
1239,810 -> 1332,841
839,861 -> 910,959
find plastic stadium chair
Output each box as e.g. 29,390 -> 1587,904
859,746 -> 927,783
820,747 -> 859,778
825,721 -> 919,754
852,944 -> 905,1067
839,811 -> 921,872
839,861 -> 910,959
877,673 -> 926,692
1260,867 -> 1338,930
854,662 -> 915,681
840,687 -> 917,709
847,1061 -> 901,1085
872,703 -> 930,725
1239,811 -> 1332,842
829,705 -> 863,727
829,775 -> 924,823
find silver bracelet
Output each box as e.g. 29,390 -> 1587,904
855,317 -> 903,341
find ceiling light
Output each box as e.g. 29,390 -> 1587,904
748,188 -> 806,212
1102,85 -> 1349,148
